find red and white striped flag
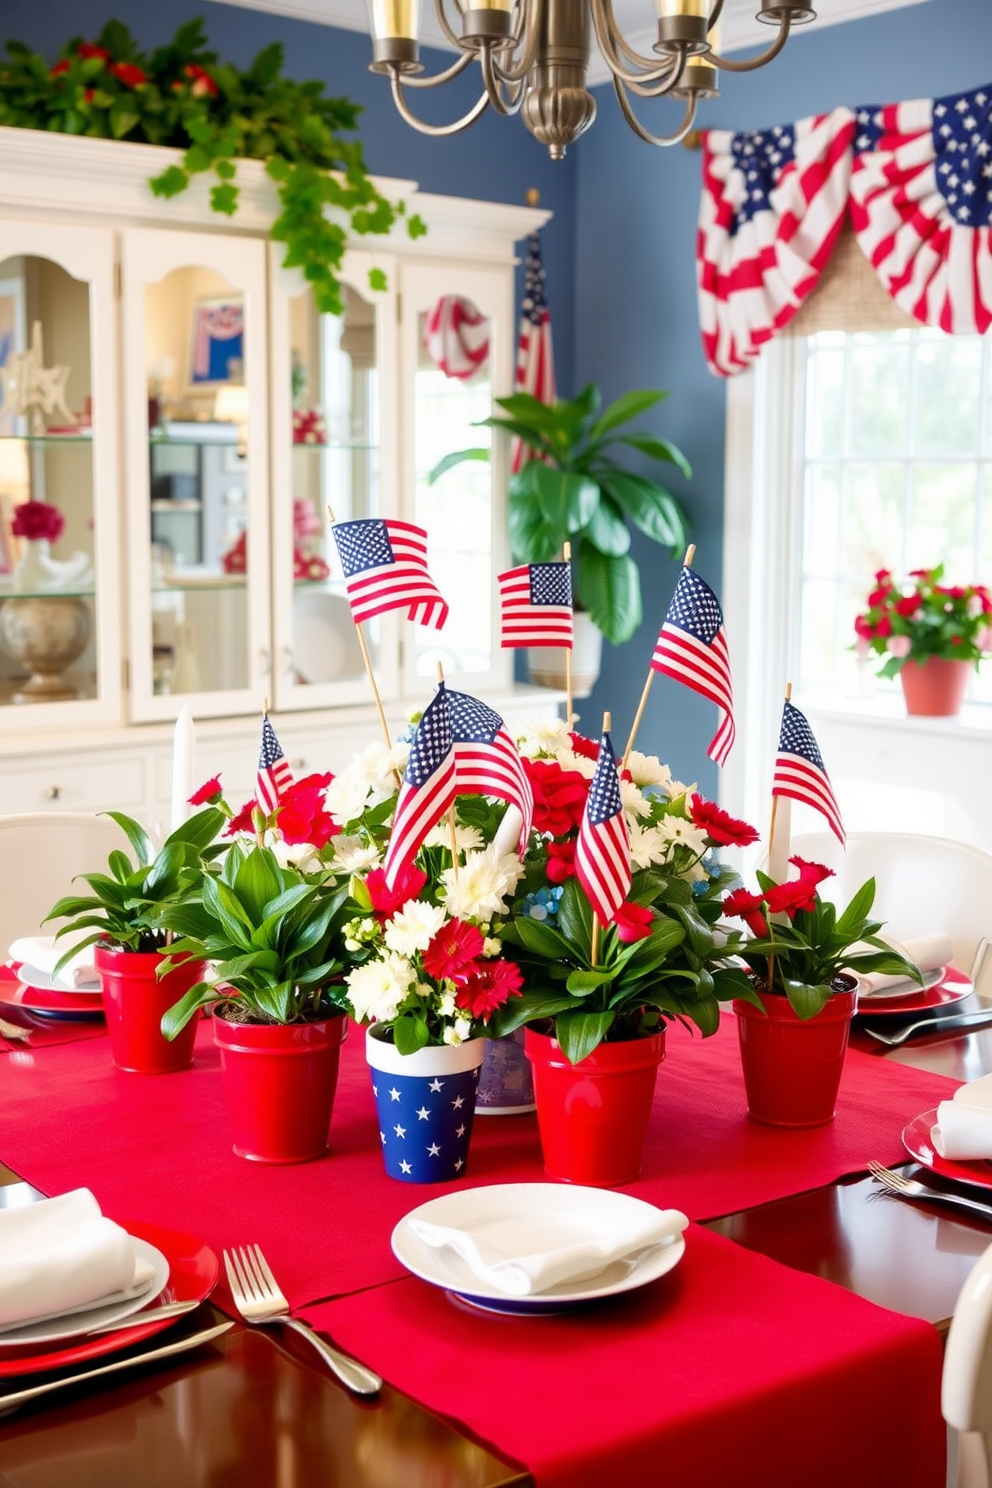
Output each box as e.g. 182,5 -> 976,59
448,689 -> 533,848
511,230 -> 556,475
575,729 -> 630,925
497,561 -> 573,649
332,517 -> 448,630
383,686 -> 457,890
257,715 -> 293,815
772,700 -> 846,846
651,566 -> 735,767
423,294 -> 491,380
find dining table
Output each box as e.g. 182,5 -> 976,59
1,971 -> 991,1488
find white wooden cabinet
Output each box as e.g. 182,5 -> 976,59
0,128 -> 559,828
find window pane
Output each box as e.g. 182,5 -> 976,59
806,347 -> 844,458
848,340 -> 910,456
907,463 -> 978,575
915,335 -> 981,456
844,462 -> 905,575
803,465 -> 841,573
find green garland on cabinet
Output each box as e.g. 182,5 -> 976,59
0,18 -> 425,313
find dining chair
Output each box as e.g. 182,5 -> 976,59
787,831 -> 992,981
0,812 -> 127,954
943,1239 -> 992,1488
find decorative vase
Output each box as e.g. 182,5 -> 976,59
0,595 -> 91,702
213,1009 -> 348,1164
528,611 -> 603,698
524,1026 -> 666,1187
475,1028 -> 535,1115
899,656 -> 971,717
733,977 -> 858,1128
95,945 -> 205,1075
365,1027 -> 485,1182
14,538 -> 53,590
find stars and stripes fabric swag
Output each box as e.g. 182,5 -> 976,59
498,561 -> 573,649
575,728 -> 631,925
257,715 -> 293,815
332,517 -> 449,630
772,700 -> 846,846
651,566 -> 736,767
697,79 -> 992,374
511,230 -> 557,475
422,295 -> 490,381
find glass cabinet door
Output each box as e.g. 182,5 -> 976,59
270,247 -> 400,712
121,228 -> 269,721
0,221 -> 120,727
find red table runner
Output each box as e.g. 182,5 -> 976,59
305,1225 -> 945,1488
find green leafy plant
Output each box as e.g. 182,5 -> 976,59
854,563 -> 992,678
0,18 -> 426,314
45,807 -> 226,962
430,383 -> 690,645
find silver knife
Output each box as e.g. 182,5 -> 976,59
87,1299 -> 200,1334
0,1320 -> 234,1414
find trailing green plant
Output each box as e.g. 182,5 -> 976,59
0,18 -> 426,314
430,383 -> 690,645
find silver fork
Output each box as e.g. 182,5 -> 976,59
862,1011 -> 992,1046
223,1245 -> 381,1396
868,1161 -> 992,1222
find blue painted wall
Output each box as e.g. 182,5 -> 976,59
574,0 -> 992,793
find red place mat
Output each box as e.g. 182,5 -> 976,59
305,1224 -> 945,1488
0,1013 -> 959,1308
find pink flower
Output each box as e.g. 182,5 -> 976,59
887,635 -> 911,658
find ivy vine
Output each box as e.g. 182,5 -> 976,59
0,18 -> 425,313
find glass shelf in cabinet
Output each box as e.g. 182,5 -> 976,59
151,577 -> 247,593
0,432 -> 93,444
291,439 -> 377,453
0,585 -> 95,599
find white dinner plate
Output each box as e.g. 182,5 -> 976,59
391,1183 -> 686,1315
857,965 -> 945,1003
0,1238 -> 168,1347
16,963 -> 101,996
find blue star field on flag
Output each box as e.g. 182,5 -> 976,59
382,685 -> 456,889
651,565 -> 736,766
371,1065 -> 481,1182
256,715 -> 293,815
729,124 -> 797,230
332,516 -> 449,629
498,561 -> 573,649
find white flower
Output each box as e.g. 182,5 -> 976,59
627,820 -> 673,870
345,954 -> 416,1024
665,778 -> 696,803
351,740 -> 409,804
329,835 -> 381,874
655,815 -> 710,856
556,748 -> 596,780
443,1016 -> 473,1045
326,770 -> 374,827
516,717 -> 572,760
620,780 -> 651,819
625,750 -> 673,792
482,937 -> 501,958
267,836 -> 321,874
384,901 -> 447,957
441,846 -> 525,921
425,821 -> 484,853
438,991 -> 457,1017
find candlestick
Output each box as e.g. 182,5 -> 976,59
170,704 -> 196,833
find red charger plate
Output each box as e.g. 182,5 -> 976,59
0,1219 -> 218,1377
857,965 -> 972,1018
0,964 -> 103,1017
902,1107 -> 992,1193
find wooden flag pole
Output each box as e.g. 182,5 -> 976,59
563,541 -> 574,728
437,662 -> 459,884
622,544 -> 696,768
326,504 -> 396,762
765,682 -> 794,995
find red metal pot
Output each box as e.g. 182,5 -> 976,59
212,1011 -> 347,1163
95,945 -> 205,1074
524,1026 -> 666,1187
899,656 -> 971,717
733,979 -> 858,1127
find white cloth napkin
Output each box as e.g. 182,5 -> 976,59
857,931 -> 953,997
932,1074 -> 992,1160
8,934 -> 99,989
0,1188 -> 155,1332
408,1207 -> 688,1297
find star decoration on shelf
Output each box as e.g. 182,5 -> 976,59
4,321 -> 74,435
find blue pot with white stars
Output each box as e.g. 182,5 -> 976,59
366,1028 -> 485,1183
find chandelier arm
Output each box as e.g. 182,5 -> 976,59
480,45 -> 526,114
709,16 -> 792,72
622,54 -> 690,100
611,76 -> 698,147
486,0 -> 544,85
590,0 -> 684,85
708,0 -> 726,28
433,0 -> 466,52
388,70 -> 492,134
392,50 -> 478,89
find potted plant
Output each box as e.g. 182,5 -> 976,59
723,858 -> 920,1127
46,807 -> 225,1074
489,721 -> 757,1185
430,384 -> 690,692
854,564 -> 992,716
159,774 -> 353,1164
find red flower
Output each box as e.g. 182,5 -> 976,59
423,920 -> 485,983
12,501 -> 64,541
366,863 -> 427,920
546,839 -> 576,884
874,615 -> 892,638
853,615 -> 876,639
224,798 -> 259,836
895,593 -> 922,617
723,888 -> 769,939
110,61 -> 146,88
188,775 -> 223,806
454,959 -> 523,1020
874,568 -> 893,584
275,773 -> 339,848
689,793 -> 759,848
524,758 -> 588,837
613,902 -> 654,944
77,43 -> 111,60
568,731 -> 600,762
183,63 -> 219,97
765,856 -> 834,918
83,88 -> 96,103
50,59 -> 71,76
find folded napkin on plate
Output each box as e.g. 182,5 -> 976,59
408,1207 -> 688,1297
931,1074 -> 992,1159
0,1188 -> 155,1332
857,931 -> 953,997
8,934 -> 99,989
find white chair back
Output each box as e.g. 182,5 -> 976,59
943,1240 -> 992,1488
0,812 -> 128,956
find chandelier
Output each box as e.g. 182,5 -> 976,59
365,0 -> 816,159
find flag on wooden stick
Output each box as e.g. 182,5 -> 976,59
651,565 -> 735,766
497,561 -> 573,649
772,699 -> 846,845
575,728 -> 631,924
332,517 -> 449,630
257,716 -> 293,815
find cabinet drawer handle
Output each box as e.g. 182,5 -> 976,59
44,786 -> 61,801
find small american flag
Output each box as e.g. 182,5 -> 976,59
575,729 -> 631,925
498,562 -> 573,650
448,688 -> 533,847
332,518 -> 449,630
257,716 -> 293,815
773,700 -> 846,846
511,231 -> 556,475
651,566 -> 735,766
382,686 -> 457,890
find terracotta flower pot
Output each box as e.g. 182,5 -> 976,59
524,1026 -> 666,1187
899,656 -> 971,717
213,1011 -> 347,1163
366,1028 -> 485,1182
95,944 -> 205,1074
733,978 -> 858,1128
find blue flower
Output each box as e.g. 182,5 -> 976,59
521,886 -> 564,921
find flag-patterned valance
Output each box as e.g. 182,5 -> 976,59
697,80 -> 992,377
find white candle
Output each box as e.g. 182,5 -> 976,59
170,704 -> 196,834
